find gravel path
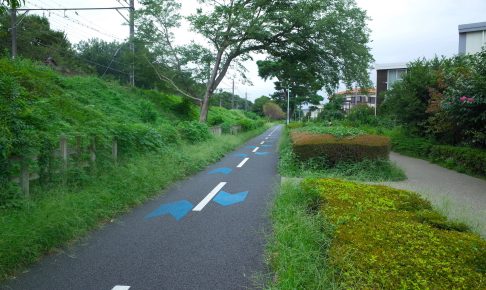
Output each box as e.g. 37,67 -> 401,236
379,152 -> 486,238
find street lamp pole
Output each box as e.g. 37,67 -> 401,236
287,84 -> 290,125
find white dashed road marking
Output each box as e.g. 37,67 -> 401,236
193,182 -> 227,212
237,158 -> 250,168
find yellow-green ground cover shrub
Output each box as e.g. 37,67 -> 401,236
301,178 -> 486,289
291,131 -> 390,164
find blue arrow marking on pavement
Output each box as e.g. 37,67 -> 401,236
213,191 -> 248,206
208,167 -> 233,175
246,145 -> 257,149
261,145 -> 272,148
234,153 -> 248,157
145,200 -> 193,221
255,152 -> 270,156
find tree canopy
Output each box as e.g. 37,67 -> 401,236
136,0 -> 373,123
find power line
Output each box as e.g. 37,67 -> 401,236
34,40 -> 131,76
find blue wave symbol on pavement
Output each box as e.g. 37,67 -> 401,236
213,191 -> 248,206
208,167 -> 233,175
234,153 -> 248,157
255,152 -> 270,156
145,200 -> 194,221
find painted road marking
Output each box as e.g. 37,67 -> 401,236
237,158 -> 250,168
261,144 -> 272,148
145,200 -> 194,221
246,145 -> 257,149
234,153 -> 248,157
260,141 -> 265,145
112,286 -> 130,290
193,182 -> 227,211
213,191 -> 248,206
265,137 -> 269,140
208,167 -> 232,175
255,152 -> 270,156
252,147 -> 260,153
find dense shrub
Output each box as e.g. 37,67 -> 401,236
382,49 -> 486,147
302,178 -> 486,289
286,122 -> 304,129
263,101 -> 286,120
429,145 -> 486,177
291,131 -> 390,164
317,95 -> 345,121
295,125 -> 365,138
346,103 -> 377,125
177,121 -> 211,143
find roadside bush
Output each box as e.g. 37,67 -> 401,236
177,121 -> 211,143
387,130 -> 434,158
302,178 -> 486,289
286,122 -> 304,129
429,145 -> 486,177
346,103 -> 377,126
295,125 -> 364,138
291,131 -> 390,164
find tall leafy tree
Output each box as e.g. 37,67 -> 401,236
137,0 -> 372,122
0,0 -> 22,13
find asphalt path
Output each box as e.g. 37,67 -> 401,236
2,125 -> 283,290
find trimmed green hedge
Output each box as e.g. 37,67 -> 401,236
301,178 -> 486,289
429,145 -> 486,177
388,131 -> 486,177
291,131 -> 390,164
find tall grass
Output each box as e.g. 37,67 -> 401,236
0,128 -> 268,280
266,182 -> 338,290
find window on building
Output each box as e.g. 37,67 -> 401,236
465,30 -> 486,54
387,69 -> 407,89
368,96 -> 375,104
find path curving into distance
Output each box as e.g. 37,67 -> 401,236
1,126 -> 283,290
380,152 -> 486,238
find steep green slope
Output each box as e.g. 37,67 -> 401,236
0,57 -> 262,203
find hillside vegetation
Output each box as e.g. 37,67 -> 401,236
0,58 -> 263,204
0,58 -> 267,279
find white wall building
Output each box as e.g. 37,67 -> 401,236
459,21 -> 486,55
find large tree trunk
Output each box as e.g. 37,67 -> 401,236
199,90 -> 211,122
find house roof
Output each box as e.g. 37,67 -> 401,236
374,62 -> 408,70
336,88 -> 376,95
458,21 -> 486,33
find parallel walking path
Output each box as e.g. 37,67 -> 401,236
380,152 -> 486,238
2,126 -> 283,290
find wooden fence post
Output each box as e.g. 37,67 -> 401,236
60,134 -> 68,183
20,157 -> 30,198
89,137 -> 97,173
112,138 -> 118,165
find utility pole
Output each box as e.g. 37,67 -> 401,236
10,7 -> 17,59
245,90 -> 248,111
287,84 -> 290,125
231,79 -> 235,109
129,0 -> 135,87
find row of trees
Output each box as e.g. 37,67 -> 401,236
2,0 -> 373,124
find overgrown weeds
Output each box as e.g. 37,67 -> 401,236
266,181 -> 337,289
0,127 -> 268,281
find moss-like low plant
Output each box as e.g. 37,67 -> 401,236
301,178 -> 486,289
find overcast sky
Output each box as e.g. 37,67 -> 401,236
24,0 -> 486,102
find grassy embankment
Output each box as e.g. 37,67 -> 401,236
267,124 -> 485,289
0,58 -> 269,279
